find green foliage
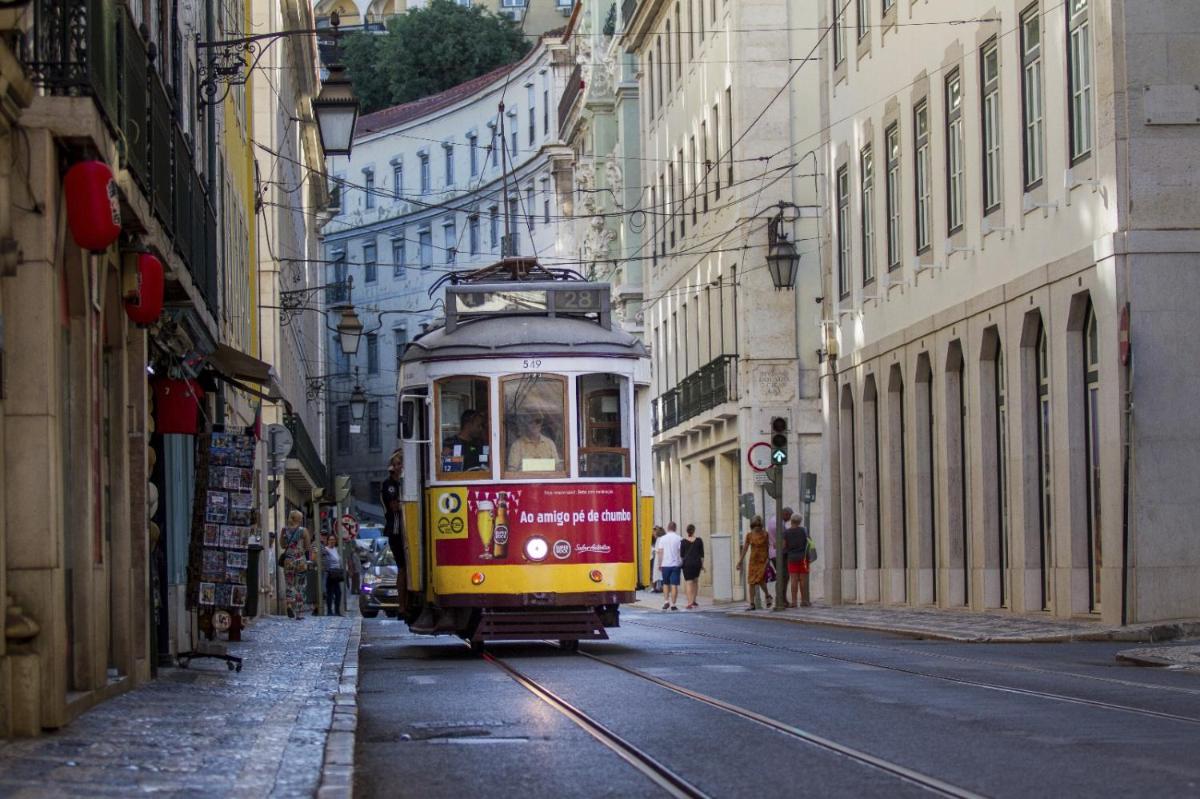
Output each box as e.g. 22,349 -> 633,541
342,0 -> 533,114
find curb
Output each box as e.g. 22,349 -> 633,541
317,617 -> 362,799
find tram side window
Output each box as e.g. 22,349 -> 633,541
502,374 -> 567,477
437,377 -> 491,478
577,374 -> 631,478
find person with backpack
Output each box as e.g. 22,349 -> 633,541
782,513 -> 812,608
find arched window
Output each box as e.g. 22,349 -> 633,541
1083,303 -> 1101,610
1036,323 -> 1053,610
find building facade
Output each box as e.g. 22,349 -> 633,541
314,0 -> 576,37
321,37 -> 569,512
621,0 -> 824,601
820,0 -> 1200,625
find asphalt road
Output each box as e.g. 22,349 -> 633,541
355,608 -> 1200,798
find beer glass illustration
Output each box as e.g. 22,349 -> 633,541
477,500 -> 495,559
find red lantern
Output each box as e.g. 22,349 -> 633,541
64,161 -> 122,252
124,252 -> 165,326
152,378 -> 204,435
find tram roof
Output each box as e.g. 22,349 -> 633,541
400,313 -> 648,364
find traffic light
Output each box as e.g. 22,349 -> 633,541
267,478 -> 280,508
770,416 -> 788,466
739,492 -> 756,520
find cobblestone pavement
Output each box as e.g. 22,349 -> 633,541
631,590 -> 1200,643
0,614 -> 359,799
1116,642 -> 1200,670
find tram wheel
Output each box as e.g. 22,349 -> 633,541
559,639 -> 580,653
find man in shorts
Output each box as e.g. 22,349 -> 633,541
655,522 -> 684,610
782,514 -> 811,607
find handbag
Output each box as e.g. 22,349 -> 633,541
806,539 -> 819,563
327,567 -> 345,582
764,560 -> 777,584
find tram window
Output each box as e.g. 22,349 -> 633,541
501,374 -> 567,477
436,377 -> 491,479
577,374 -> 630,478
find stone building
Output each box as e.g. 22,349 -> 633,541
620,0 -> 824,601
320,36 -> 569,512
819,0 -> 1200,625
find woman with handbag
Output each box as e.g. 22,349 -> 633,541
323,533 -> 345,616
280,510 -> 312,619
735,516 -> 770,611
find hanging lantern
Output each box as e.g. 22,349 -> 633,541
64,161 -> 122,252
152,378 -> 204,435
123,252 -> 165,326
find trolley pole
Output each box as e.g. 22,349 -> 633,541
772,465 -> 786,612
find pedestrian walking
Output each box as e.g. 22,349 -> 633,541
655,523 -> 683,610
322,533 -> 345,616
280,510 -> 312,620
782,513 -> 812,608
736,516 -> 770,610
766,506 -> 794,608
680,524 -> 705,609
650,526 -> 664,593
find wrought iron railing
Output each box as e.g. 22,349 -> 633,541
284,411 -> 330,491
558,63 -> 583,130
24,0 -> 118,123
118,8 -> 149,190
653,354 -> 738,434
149,74 -> 173,232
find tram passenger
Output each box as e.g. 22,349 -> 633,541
381,450 -> 408,615
506,413 -> 561,472
442,409 -> 489,471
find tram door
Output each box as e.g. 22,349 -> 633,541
400,392 -> 428,594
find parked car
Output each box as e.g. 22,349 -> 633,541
359,546 -> 400,618
354,526 -> 385,563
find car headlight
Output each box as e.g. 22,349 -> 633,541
524,536 -> 548,562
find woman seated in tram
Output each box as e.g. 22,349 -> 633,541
506,412 -> 562,472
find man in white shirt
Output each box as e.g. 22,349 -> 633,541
655,522 -> 684,610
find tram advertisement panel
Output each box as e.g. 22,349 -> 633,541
430,483 -> 635,565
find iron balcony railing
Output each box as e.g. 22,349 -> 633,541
653,354 -> 738,435
284,411 -> 330,492
558,62 -> 583,130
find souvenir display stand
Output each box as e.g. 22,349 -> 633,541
178,425 -> 256,672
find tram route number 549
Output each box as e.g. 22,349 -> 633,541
521,358 -> 543,370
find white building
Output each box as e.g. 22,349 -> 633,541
320,37 -> 571,509
621,0 -> 824,601
820,0 -> 1200,625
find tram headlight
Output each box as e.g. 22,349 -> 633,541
524,536 -> 549,562
470,571 -> 486,586
588,569 -> 604,583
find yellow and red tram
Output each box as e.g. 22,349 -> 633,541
394,262 -> 653,648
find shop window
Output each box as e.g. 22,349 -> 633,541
502,374 -> 566,478
436,376 -> 492,479
577,374 -> 631,478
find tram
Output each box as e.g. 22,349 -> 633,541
393,259 -> 653,648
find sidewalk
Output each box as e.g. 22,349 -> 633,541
630,590 -> 1200,644
0,612 -> 361,798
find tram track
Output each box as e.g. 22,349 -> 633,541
483,642 -> 985,799
627,618 -> 1200,726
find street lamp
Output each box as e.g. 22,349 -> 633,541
312,62 -> 360,157
335,305 -> 364,356
765,211 -> 800,290
349,385 -> 368,423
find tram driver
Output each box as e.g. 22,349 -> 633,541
506,412 -> 561,472
442,409 -> 489,471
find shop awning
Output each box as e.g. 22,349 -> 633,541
207,343 -> 285,401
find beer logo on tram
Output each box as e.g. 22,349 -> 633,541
552,539 -> 572,559
437,492 -> 463,514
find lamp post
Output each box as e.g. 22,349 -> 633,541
312,62 -> 360,157
335,305 -> 364,357
765,206 -> 801,290
349,384 -> 367,424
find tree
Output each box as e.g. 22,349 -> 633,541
342,0 -> 532,114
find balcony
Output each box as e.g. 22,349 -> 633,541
653,354 -> 738,435
284,412 -> 330,492
558,62 -> 583,131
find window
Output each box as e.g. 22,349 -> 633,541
650,185 -> 658,265
677,148 -> 686,238
712,103 -> 721,198
1036,321 -> 1053,610
665,21 -> 673,93
436,376 -> 492,479
541,177 -> 550,223
444,144 -> 455,186
329,253 -> 348,303
675,3 -> 682,77
489,205 -> 499,248
419,154 -> 430,193
419,229 -> 432,268
394,327 -> 408,369
883,0 -> 894,11
469,214 -> 480,255
837,164 -> 850,297
526,185 -> 535,230
914,100 -> 931,253
543,78 -> 549,135
392,234 -> 405,277
366,333 -> 379,374
981,40 -> 1002,213
527,86 -> 536,145
725,87 -> 734,188
363,242 -> 377,283
1020,5 -> 1044,188
490,125 -> 499,168
364,170 -> 375,209
392,163 -> 403,199
833,0 -> 846,65
688,0 -> 695,59
1083,303 -> 1101,610
468,134 -> 478,176
656,37 -> 664,107
946,69 -> 964,233
502,374 -> 566,477
510,115 -> 518,157
885,124 -> 901,269
648,52 -> 656,110
668,160 -> 676,247
1067,0 -> 1093,162
659,174 -> 667,254
700,120 -> 709,212
507,196 -> 520,254
577,374 -> 631,478
856,0 -> 868,41
698,0 -> 705,42
861,145 -> 875,284
444,220 -> 457,265
367,401 -> 381,451
336,405 -> 350,455
690,136 -> 698,224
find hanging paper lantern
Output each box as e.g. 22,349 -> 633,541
64,161 -> 122,252
123,252 -> 165,326
152,378 -> 204,435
